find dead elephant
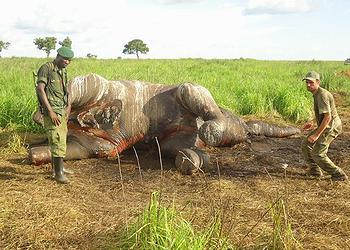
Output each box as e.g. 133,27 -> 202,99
29,74 -> 300,174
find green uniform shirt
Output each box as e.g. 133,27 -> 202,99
313,87 -> 341,130
36,62 -> 68,116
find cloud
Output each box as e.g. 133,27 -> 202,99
243,0 -> 315,15
15,18 -> 81,35
13,2 -> 105,35
0,0 -> 344,60
12,0 -> 127,35
154,0 -> 202,4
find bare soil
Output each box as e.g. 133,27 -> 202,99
1,93 -> 349,249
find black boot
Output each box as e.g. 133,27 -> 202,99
52,156 -> 74,175
53,157 -> 69,184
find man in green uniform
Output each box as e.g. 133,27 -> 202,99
301,71 -> 348,181
36,46 -> 74,184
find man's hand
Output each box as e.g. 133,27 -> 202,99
307,133 -> 319,144
49,111 -> 61,126
307,113 -> 331,144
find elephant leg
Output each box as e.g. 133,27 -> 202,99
160,132 -> 209,175
175,148 -> 209,175
29,139 -> 91,165
176,84 -> 248,147
29,145 -> 51,165
176,83 -> 224,121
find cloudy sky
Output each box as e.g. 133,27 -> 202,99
0,0 -> 348,60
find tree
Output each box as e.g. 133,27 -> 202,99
33,37 -> 57,58
59,36 -> 72,48
122,39 -> 149,59
0,41 -> 10,57
86,53 -> 97,59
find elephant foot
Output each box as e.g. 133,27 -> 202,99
198,119 -> 225,146
175,148 -> 209,175
29,146 -> 51,165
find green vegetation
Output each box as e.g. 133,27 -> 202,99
106,192 -> 303,249
0,58 -> 349,133
266,198 -> 301,249
0,41 -> 10,57
33,37 -> 57,57
123,39 -> 150,59
113,192 -> 232,249
87,53 -> 98,59
59,36 -> 72,48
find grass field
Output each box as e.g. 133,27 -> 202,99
1,57 -> 349,133
1,58 -> 350,249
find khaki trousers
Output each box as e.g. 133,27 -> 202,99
43,114 -> 67,158
301,127 -> 341,175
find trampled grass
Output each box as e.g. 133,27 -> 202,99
1,57 -> 349,132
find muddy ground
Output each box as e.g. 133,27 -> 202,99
0,93 -> 349,249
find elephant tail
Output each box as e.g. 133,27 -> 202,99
245,120 -> 300,138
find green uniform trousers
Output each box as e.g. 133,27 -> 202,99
43,114 -> 67,158
301,127 -> 342,175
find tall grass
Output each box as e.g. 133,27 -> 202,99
107,191 -> 303,249
1,58 -> 349,132
114,192 -> 232,250
0,128 -> 27,155
267,198 -> 301,250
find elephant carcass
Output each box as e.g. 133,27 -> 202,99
29,74 -> 300,174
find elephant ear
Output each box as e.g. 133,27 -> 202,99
77,99 -> 122,129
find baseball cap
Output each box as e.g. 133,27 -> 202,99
57,46 -> 74,59
303,71 -> 320,81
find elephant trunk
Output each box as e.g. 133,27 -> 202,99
246,120 -> 300,138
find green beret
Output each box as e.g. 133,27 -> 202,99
57,46 -> 74,59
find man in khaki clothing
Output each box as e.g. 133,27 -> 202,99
301,71 -> 348,181
36,46 -> 74,184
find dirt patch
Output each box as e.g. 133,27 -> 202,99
338,70 -> 350,78
1,93 -> 350,249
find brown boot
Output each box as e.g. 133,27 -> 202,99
53,157 -> 69,184
331,169 -> 348,181
307,166 -> 323,178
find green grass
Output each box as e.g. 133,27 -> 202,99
267,198 -> 301,250
112,192 -> 233,250
1,57 -> 349,132
104,192 -> 304,250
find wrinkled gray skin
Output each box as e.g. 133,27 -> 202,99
29,74 -> 300,174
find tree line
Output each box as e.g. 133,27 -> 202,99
0,37 -> 149,59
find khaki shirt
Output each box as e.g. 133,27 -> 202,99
313,87 -> 341,130
36,62 -> 68,116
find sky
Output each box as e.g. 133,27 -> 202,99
0,0 -> 349,60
